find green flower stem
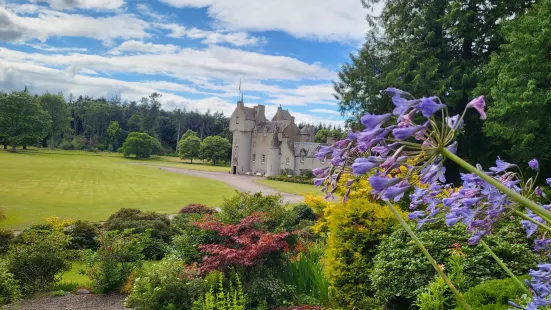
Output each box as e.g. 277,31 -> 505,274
441,148 -> 551,223
514,210 -> 551,234
479,239 -> 532,296
384,201 -> 472,310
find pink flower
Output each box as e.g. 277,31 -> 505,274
467,95 -> 486,120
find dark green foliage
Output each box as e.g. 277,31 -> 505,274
122,132 -> 164,158
65,220 -> 100,251
104,208 -> 172,241
458,277 -> 529,310
85,230 -> 145,293
370,221 -> 536,305
291,204 -> 317,222
0,230 -> 14,255
7,230 -> 71,295
125,258 -> 206,310
266,175 -> 314,185
313,129 -> 346,143
178,135 -> 201,163
171,213 -> 220,264
479,0 -> 551,176
179,203 -> 215,215
39,93 -> 70,149
0,263 -> 21,305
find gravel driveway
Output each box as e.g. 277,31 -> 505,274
5,294 -> 130,310
146,165 -> 304,204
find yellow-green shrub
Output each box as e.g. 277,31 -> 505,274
305,195 -> 404,308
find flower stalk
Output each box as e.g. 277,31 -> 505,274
441,147 -> 551,223
384,200 -> 472,310
479,239 -> 532,296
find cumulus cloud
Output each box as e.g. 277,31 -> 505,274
158,0 -> 382,42
0,6 -> 149,43
158,23 -> 264,46
29,0 -> 125,10
109,40 -> 180,55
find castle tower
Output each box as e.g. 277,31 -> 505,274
267,132 -> 281,177
229,98 -> 255,174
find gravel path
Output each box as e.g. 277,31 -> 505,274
5,294 -> 130,310
136,164 -> 304,204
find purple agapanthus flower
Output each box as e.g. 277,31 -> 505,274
418,97 -> 446,118
315,146 -> 333,160
360,113 -> 392,130
392,123 -> 427,140
466,95 -> 486,120
529,159 -> 539,170
368,175 -> 402,192
351,158 -> 379,176
445,114 -> 463,130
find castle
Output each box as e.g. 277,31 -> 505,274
229,99 -> 331,176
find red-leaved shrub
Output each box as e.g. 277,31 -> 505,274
179,203 -> 215,215
193,212 -> 289,274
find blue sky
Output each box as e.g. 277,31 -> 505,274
0,0 -> 379,126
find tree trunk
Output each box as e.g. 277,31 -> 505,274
11,144 -> 16,152
50,135 -> 54,150
190,158 -> 193,164
3,144 -> 6,150
22,145 -> 27,150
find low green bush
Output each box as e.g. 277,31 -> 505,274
104,208 -> 172,241
125,258 -> 205,310
0,263 -> 21,305
458,276 -> 529,310
0,230 -> 13,255
171,213 -> 220,264
85,230 -> 144,293
266,175 -> 314,185
179,203 -> 215,215
65,220 -> 100,251
291,204 -> 317,223
7,230 -> 71,295
192,271 -> 246,310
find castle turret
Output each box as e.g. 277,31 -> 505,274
267,133 -> 281,176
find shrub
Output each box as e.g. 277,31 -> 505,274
291,204 -> 317,223
192,271 -> 246,310
280,168 -> 294,176
59,138 -> 73,150
125,258 -> 205,310
370,220 -> 536,306
458,276 -> 529,310
171,213 -> 220,264
85,230 -> 144,293
179,203 -> 215,215
122,132 -> 164,158
0,263 -> 21,305
0,230 -> 13,255
193,213 -> 289,275
266,175 -> 314,185
65,220 -> 100,250
298,169 -> 314,178
104,208 -> 171,242
305,196 -> 401,308
7,230 -> 71,295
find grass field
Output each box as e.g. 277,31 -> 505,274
144,156 -> 230,172
254,179 -> 321,196
0,149 -> 235,229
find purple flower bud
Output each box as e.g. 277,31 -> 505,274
313,178 -> 325,187
529,158 -> 539,170
347,132 -> 358,141
382,184 -> 410,202
521,219 -> 539,238
346,179 -> 355,187
315,146 -> 333,160
357,126 -> 385,143
489,157 -> 515,173
466,95 -> 486,120
418,97 -> 446,118
408,211 -> 425,220
392,124 -> 426,140
535,186 -> 543,197
360,113 -> 392,130
445,114 -> 463,130
446,141 -> 458,154
368,176 -> 402,192
547,178 -> 551,187
386,87 -> 411,97
312,167 -> 328,177
371,145 -> 390,156
351,158 -> 379,176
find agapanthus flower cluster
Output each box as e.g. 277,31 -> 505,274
509,264 -> 551,310
314,87 -> 551,309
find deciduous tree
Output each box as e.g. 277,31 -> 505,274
122,132 -> 163,158
39,93 -> 70,149
199,136 -> 231,166
178,135 -> 201,163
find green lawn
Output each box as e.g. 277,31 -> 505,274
254,179 -> 322,196
0,149 -> 235,229
144,156 -> 230,173
59,261 -> 89,286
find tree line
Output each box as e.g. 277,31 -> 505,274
0,90 -> 233,155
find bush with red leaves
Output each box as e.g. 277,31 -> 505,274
193,212 -> 289,274
179,203 -> 215,215
276,306 -> 323,310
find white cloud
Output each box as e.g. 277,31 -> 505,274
158,23 -> 264,46
0,46 -> 333,81
30,0 -> 125,10
109,40 -> 180,54
28,43 -> 88,52
158,0 -> 382,42
0,5 -> 149,43
136,3 -> 166,21
309,109 -> 340,115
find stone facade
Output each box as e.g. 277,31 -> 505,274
229,100 -> 330,176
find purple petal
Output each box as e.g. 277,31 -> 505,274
418,97 -> 446,118
368,176 -> 401,192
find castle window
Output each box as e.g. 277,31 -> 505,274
300,156 -> 305,163
263,129 -> 267,136
286,157 -> 289,165
262,154 -> 266,163
236,115 -> 239,124
252,154 -> 256,163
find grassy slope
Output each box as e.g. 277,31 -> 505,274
0,150 -> 235,229
254,179 -> 322,196
143,156 -> 230,172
